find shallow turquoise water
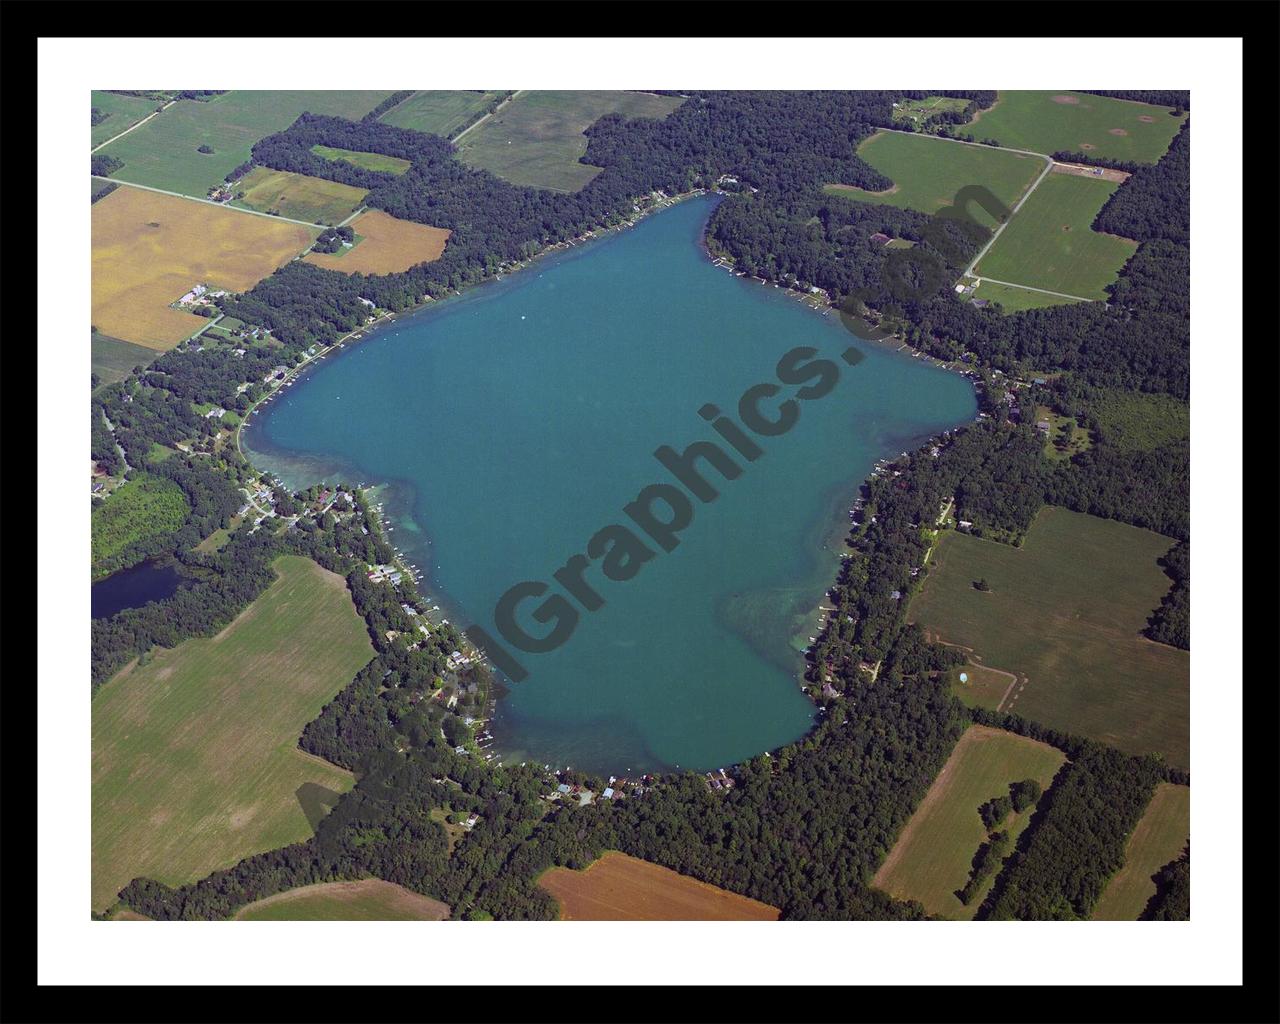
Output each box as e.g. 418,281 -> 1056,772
246,196 -> 976,774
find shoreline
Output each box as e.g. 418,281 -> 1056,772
240,192 -> 980,775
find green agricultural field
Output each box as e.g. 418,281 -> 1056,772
1092,783 -> 1190,920
92,330 -> 158,387
947,662 -> 1019,710
310,144 -> 412,176
910,506 -> 1189,767
92,556 -> 373,912
95,90 -> 395,195
1090,389 -> 1190,451
975,173 -> 1139,299
963,91 -> 1187,164
235,879 -> 450,921
969,279 -> 1085,313
456,90 -> 685,193
91,90 -> 160,148
91,474 -> 190,578
824,131 -> 1044,231
380,89 -> 508,138
872,726 -> 1066,919
232,166 -> 368,225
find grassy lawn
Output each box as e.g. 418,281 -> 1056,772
824,131 -> 1044,231
872,725 -> 1066,919
95,90 -> 395,195
235,880 -> 449,921
963,91 -> 1187,164
92,90 -> 160,148
1090,389 -> 1190,452
380,90 -> 507,137
232,166 -> 368,225
91,556 -> 373,912
892,96 -> 971,127
310,144 -> 412,176
92,330 -> 158,387
975,173 -> 1138,299
1092,783 -> 1191,920
456,90 -> 685,192
909,506 -> 1189,767
1032,405 -> 1094,462
969,279 -> 1085,313
91,473 -> 190,578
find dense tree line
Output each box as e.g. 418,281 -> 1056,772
363,90 -> 415,122
91,153 -> 123,176
980,744 -> 1164,919
217,262 -> 371,348
957,830 -> 1012,906
1142,847 -> 1190,920
1081,90 -> 1189,111
1146,540 -> 1189,649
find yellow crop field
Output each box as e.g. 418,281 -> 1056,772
303,209 -> 450,275
92,186 -> 316,349
233,167 -> 368,226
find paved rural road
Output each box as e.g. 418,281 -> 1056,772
90,100 -> 175,154
91,176 -> 331,231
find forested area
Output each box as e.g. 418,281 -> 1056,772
1143,847 -> 1191,920
1145,540 -> 1190,649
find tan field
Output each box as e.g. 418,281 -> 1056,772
538,851 -> 780,920
92,186 -> 315,349
304,209 -> 450,275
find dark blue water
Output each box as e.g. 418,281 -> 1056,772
245,196 -> 976,774
91,559 -> 185,619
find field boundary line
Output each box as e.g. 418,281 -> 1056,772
92,177 -> 330,231
452,90 -> 524,145
90,99 -> 176,154
971,277 -> 1096,304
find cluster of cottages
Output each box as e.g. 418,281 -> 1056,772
176,282 -> 227,310
705,767 -> 737,792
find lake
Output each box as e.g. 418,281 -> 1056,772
245,195 -> 976,774
91,559 -> 185,619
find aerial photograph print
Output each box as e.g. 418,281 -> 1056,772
26,18 -> 1264,1005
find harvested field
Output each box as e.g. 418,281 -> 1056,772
92,186 -> 315,349
538,851 -> 780,920
91,556 -> 373,912
303,209 -> 449,275
1092,783 -> 1191,920
235,880 -> 449,921
872,726 -> 1065,919
232,167 -> 367,226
